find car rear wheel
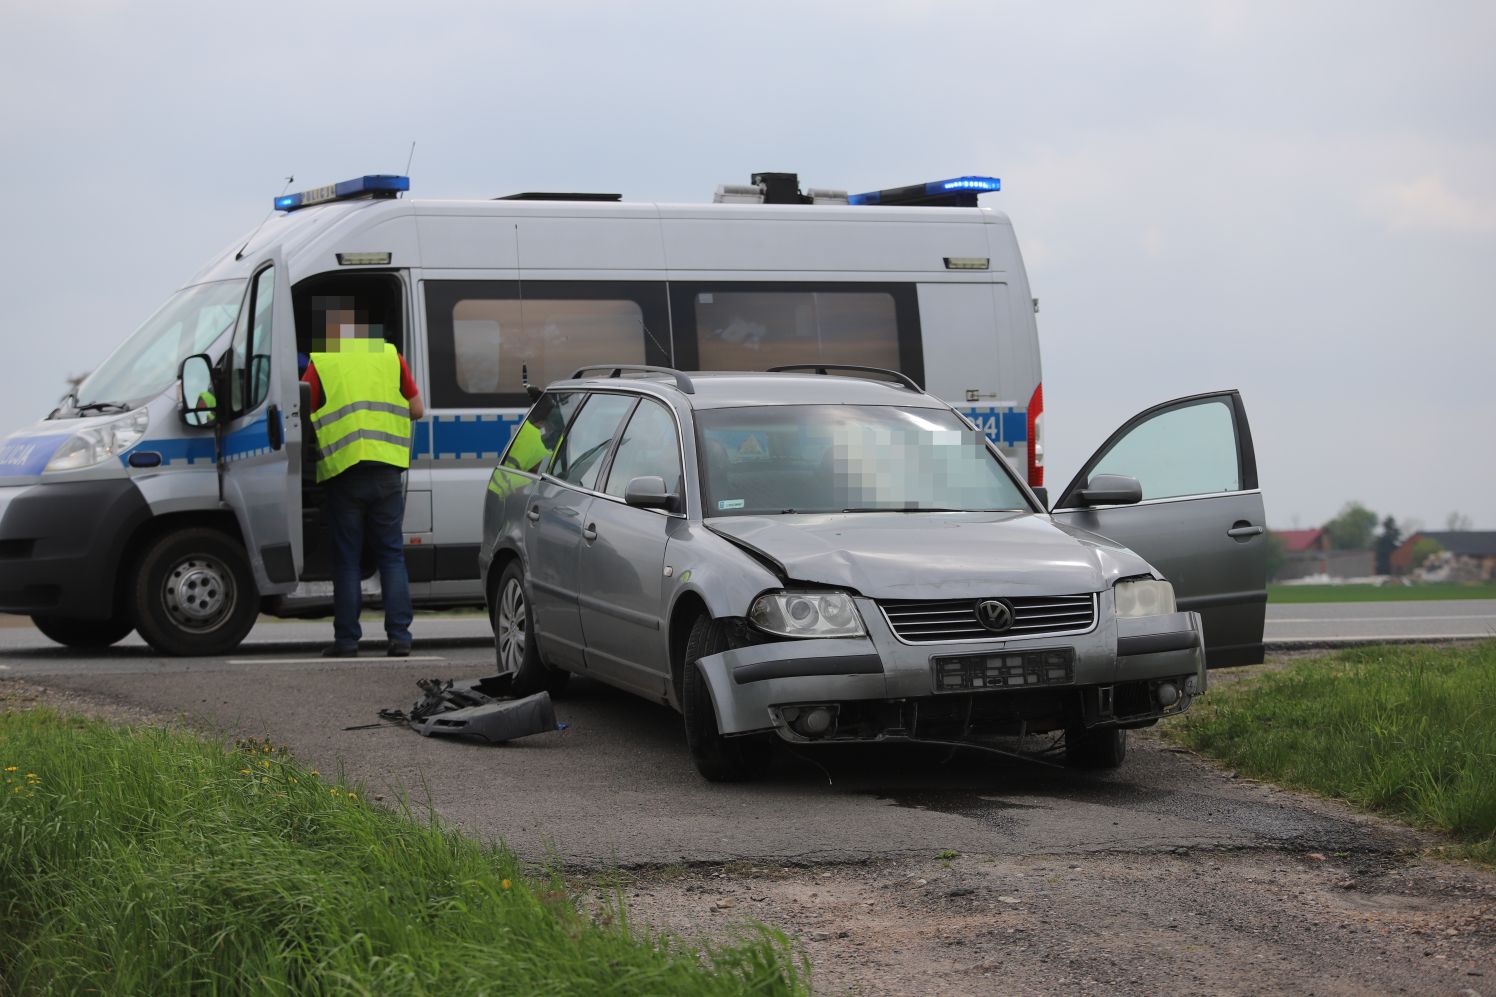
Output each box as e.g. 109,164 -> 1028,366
682,615 -> 771,782
495,561 -> 569,697
30,613 -> 135,649
1064,725 -> 1127,770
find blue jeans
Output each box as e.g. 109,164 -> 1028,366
324,462 -> 413,647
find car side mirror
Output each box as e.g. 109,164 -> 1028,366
178,353 -> 218,428
1076,473 -> 1143,506
624,475 -> 675,511
1031,486 -> 1049,510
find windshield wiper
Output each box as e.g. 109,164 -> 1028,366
840,507 -> 966,514
75,400 -> 131,414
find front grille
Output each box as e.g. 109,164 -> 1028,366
880,593 -> 1097,643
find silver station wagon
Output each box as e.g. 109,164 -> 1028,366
479,365 -> 1267,780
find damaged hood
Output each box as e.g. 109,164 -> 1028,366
705,511 -> 1154,600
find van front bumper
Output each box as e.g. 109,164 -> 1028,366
0,480 -> 151,620
693,602 -> 1205,746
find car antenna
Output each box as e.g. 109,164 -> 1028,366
235,174 -> 295,261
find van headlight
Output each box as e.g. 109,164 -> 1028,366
44,408 -> 150,472
749,590 -> 866,638
1113,578 -> 1176,618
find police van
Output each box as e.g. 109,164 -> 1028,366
0,171 -> 1044,655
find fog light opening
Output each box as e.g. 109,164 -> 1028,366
790,705 -> 838,739
1155,681 -> 1180,708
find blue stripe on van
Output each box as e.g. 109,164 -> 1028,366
428,413 -> 523,459
956,406 -> 1028,447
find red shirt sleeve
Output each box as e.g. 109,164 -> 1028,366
301,361 -> 323,410
397,355 -> 419,400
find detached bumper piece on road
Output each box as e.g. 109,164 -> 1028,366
694,610 -> 1206,758
377,676 -> 565,744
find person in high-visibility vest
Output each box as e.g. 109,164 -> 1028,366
301,298 -> 426,657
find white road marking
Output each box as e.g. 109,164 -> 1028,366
227,655 -> 449,665
1263,633 -> 1493,642
1271,615 -> 1496,623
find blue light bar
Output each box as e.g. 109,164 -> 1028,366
932,175 -> 1001,193
848,175 -> 1001,207
274,174 -> 410,212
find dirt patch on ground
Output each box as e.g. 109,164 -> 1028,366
601,852 -> 1494,995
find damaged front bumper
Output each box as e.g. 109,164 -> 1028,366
694,596 -> 1206,751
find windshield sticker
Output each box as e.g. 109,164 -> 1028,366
717,499 -> 745,510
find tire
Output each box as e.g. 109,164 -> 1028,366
131,528 -> 258,657
494,561 -> 569,697
1064,725 -> 1128,770
681,615 -> 771,782
30,613 -> 134,649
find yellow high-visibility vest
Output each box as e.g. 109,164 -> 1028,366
309,342 -> 411,482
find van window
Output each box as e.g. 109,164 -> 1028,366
425,281 -> 670,409
452,299 -> 645,395
228,266 -> 275,414
692,290 -> 899,370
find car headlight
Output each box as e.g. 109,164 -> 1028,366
749,590 -> 866,638
1113,578 -> 1176,618
44,408 -> 150,472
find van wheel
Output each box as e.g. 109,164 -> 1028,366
1064,725 -> 1127,770
30,613 -> 134,649
495,562 -> 569,697
132,528 -> 258,657
681,615 -> 771,782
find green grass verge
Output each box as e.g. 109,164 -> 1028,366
0,710 -> 806,995
1268,582 -> 1496,603
1168,641 -> 1496,866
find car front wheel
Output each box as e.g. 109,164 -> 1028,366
681,615 -> 771,782
131,528 -> 258,657
494,561 -> 569,697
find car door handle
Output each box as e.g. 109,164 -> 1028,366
526,506 -> 541,523
1227,522 -> 1264,539
582,524 -> 598,542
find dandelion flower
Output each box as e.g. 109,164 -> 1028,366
502,879 -> 511,890
3,766 -> 16,773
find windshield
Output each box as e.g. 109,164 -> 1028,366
68,280 -> 246,412
697,405 -> 1031,516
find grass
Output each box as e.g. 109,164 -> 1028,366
0,710 -> 806,995
1268,582 -> 1496,603
1169,641 -> 1496,866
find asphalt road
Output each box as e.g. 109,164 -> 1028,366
0,610 -> 1448,867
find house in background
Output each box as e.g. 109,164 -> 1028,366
1390,531 -> 1496,581
1273,528 -> 1374,581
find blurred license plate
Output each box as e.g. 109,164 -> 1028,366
931,647 -> 1074,693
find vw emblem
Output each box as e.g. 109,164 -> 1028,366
975,599 -> 1014,633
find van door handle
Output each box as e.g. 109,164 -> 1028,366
582,524 -> 598,542
526,506 -> 541,523
267,405 -> 283,451
1227,522 -> 1264,539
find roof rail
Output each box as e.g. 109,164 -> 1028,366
495,191 -> 622,202
570,365 -> 696,394
767,364 -> 923,392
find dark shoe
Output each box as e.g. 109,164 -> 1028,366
321,643 -> 359,658
387,641 -> 412,658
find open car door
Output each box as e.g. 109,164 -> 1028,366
1050,390 -> 1267,667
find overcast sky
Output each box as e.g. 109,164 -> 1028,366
2,0 -> 1492,532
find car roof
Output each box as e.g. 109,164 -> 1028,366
548,370 -> 952,410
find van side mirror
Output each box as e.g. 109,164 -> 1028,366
1076,473 -> 1143,507
178,354 -> 218,428
624,475 -> 675,511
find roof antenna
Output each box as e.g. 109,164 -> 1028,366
235,175 -> 295,261
403,141 -> 416,177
